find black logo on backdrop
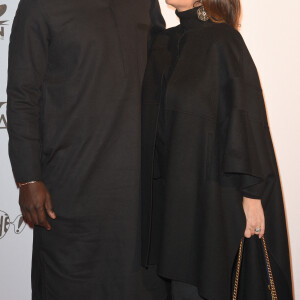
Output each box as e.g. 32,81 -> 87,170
0,210 -> 26,239
0,102 -> 7,129
0,4 -> 8,39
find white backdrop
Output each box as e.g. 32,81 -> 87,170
0,1 -> 33,299
0,0 -> 299,299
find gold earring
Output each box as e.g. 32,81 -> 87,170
197,1 -> 209,21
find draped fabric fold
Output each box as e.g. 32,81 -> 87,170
221,79 -> 277,205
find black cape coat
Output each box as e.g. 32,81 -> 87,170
141,7 -> 293,300
7,0 -> 169,299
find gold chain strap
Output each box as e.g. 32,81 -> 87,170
262,236 -> 278,300
232,238 -> 244,300
232,236 -> 278,300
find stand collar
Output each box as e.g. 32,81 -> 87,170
175,6 -> 207,30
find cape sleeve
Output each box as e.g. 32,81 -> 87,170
218,30 -> 279,205
7,0 -> 50,182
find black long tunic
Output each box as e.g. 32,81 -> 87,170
7,0 -> 169,299
141,7 -> 293,300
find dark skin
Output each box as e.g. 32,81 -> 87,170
19,182 -> 56,230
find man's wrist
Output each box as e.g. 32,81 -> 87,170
17,181 -> 39,188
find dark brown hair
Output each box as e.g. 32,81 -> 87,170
195,0 -> 241,29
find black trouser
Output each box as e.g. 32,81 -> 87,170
171,281 -> 206,300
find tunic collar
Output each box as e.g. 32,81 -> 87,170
175,6 -> 207,30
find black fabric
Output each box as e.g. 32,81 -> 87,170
7,0 -> 169,299
31,216 -> 170,300
141,7 -> 293,300
172,281 -> 206,300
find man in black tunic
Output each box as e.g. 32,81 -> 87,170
7,0 -> 168,299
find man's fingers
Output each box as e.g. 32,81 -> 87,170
35,206 -> 51,230
45,195 -> 56,219
19,182 -> 54,229
28,207 -> 39,226
20,207 -> 27,223
22,209 -> 33,227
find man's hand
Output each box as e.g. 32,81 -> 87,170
243,197 -> 265,239
19,182 -> 56,230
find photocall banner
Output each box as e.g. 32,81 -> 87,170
0,0 -> 33,299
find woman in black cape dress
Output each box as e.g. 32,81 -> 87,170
141,4 -> 293,300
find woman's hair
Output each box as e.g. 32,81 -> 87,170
195,0 -> 241,29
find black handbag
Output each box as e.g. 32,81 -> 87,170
232,236 -> 278,300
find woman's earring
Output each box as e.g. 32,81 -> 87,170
197,1 -> 209,22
